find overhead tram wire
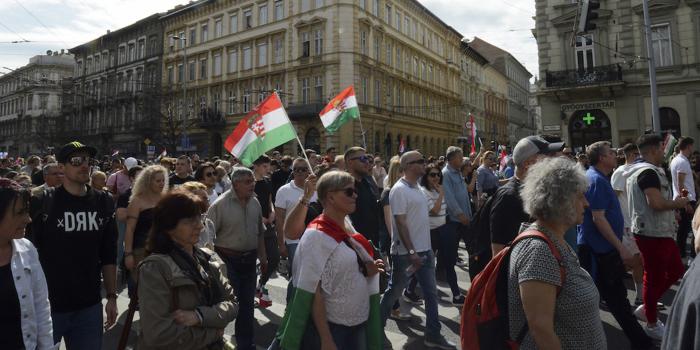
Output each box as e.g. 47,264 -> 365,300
12,0 -> 69,47
0,20 -> 29,42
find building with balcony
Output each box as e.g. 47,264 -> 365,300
469,37 -> 534,146
160,0 -> 464,158
0,51 -> 74,156
67,14 -> 164,157
534,0 -> 700,151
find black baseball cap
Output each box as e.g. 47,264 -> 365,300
57,141 -> 97,163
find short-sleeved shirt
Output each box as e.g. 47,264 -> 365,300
611,164 -> 632,228
670,154 -> 696,200
476,165 -> 499,194
508,224 -> 605,350
389,178 -> 431,255
420,186 -> 446,229
638,168 -> 661,191
577,166 -> 624,254
490,178 -> 530,245
107,171 -> 131,196
274,181 -> 317,244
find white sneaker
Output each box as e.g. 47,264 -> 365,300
643,321 -> 666,341
634,304 -> 648,323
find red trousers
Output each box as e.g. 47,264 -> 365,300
635,235 -> 685,323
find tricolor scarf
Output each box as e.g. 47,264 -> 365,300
276,214 -> 382,350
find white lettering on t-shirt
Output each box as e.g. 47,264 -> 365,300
62,212 -> 101,232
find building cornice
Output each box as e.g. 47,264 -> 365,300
632,0 -> 680,15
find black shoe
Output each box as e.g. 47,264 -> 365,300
452,295 -> 465,305
402,289 -> 423,305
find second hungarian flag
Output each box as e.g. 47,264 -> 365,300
319,86 -> 360,133
224,93 -> 296,166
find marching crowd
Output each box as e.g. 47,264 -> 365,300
2,133 -> 700,350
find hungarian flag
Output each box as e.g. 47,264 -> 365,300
276,215 -> 382,350
111,150 -> 119,157
319,86 -> 360,133
399,138 -> 406,154
468,114 -> 477,153
159,149 -> 167,159
224,93 -> 297,166
663,133 -> 678,161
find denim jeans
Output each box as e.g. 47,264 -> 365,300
221,252 -> 258,350
379,250 -> 441,338
285,242 -> 298,303
52,302 -> 103,350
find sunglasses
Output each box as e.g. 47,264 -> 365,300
408,159 -> 425,165
69,156 -> 91,166
293,167 -> 309,173
349,155 -> 370,163
333,187 -> 357,197
428,172 -> 441,177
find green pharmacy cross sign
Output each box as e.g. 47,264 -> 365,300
583,112 -> 596,125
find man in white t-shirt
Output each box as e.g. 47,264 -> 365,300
611,143 -> 644,304
379,150 -> 457,349
670,137 -> 696,258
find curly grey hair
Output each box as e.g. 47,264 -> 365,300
521,157 -> 588,225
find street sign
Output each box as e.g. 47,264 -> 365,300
543,125 -> 561,132
146,145 -> 156,152
144,138 -> 151,145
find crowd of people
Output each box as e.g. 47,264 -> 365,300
1,133 -> 700,350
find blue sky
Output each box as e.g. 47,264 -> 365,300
0,0 -> 537,77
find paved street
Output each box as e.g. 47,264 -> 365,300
62,245 -> 677,350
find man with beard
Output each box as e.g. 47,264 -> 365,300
345,147 -> 381,246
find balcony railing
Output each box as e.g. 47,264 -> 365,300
545,64 -> 623,88
198,109 -> 226,128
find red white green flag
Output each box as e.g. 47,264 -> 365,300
319,86 -> 360,133
224,93 -> 296,166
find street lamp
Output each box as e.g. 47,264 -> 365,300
172,35 -> 188,149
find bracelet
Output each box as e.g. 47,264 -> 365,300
106,293 -> 118,300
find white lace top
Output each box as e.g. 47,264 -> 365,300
320,241 -> 370,326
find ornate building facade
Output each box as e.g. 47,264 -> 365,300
0,51 -> 74,156
160,0 -> 464,158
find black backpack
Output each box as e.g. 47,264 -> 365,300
466,194 -> 496,258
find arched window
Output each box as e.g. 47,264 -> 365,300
305,127 -> 321,153
660,107 -> 681,138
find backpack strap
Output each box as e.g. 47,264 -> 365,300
41,187 -> 56,223
510,229 -> 567,344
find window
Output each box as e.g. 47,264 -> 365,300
360,31 -> 368,55
374,79 -> 381,105
396,46 -> 402,70
385,4 -> 391,23
575,34 -> 595,71
138,40 -> 145,59
228,89 -> 237,114
200,59 -> 208,79
274,37 -> 284,63
258,86 -> 265,103
39,94 -> 48,109
372,0 -> 378,16
275,1 -> 284,20
413,56 -> 418,76
359,0 -> 366,9
259,5 -> 267,25
201,23 -> 208,42
128,44 -> 135,61
167,66 -> 174,84
302,32 -> 310,57
314,30 -> 323,55
315,0 -> 323,8
215,18 -> 223,38
189,27 -> 197,45
228,49 -> 238,72
361,77 -> 368,104
395,11 -> 401,30
421,61 -> 426,80
374,36 -> 380,60
386,41 -> 392,65
213,53 -> 222,76
314,76 -> 323,101
258,42 -> 267,66
189,61 -> 196,81
243,46 -> 252,69
301,0 -> 309,12
652,24 -> 672,67
178,64 -> 184,82
230,14 -> 238,33
244,9 -> 253,28
405,17 -> 410,37
301,78 -> 310,104
136,71 -> 143,91
243,90 -> 250,112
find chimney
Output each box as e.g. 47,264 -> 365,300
46,50 -> 52,56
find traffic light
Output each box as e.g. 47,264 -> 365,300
578,0 -> 600,33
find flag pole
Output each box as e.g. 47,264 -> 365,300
357,113 -> 368,149
275,91 -> 315,175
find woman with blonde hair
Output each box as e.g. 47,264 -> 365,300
124,165 -> 169,297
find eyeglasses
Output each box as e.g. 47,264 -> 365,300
349,155 -> 370,163
408,159 -> 425,165
428,172 -> 441,177
332,187 -> 357,197
293,167 -> 309,173
69,156 -> 91,166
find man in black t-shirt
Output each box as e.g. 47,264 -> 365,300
253,155 -> 279,308
29,141 -> 118,348
168,155 -> 195,188
270,156 -> 292,202
345,147 -> 381,246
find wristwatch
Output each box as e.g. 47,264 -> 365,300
408,249 -> 416,255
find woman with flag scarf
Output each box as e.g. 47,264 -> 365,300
274,171 -> 384,350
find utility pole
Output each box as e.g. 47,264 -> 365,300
642,0 -> 661,133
